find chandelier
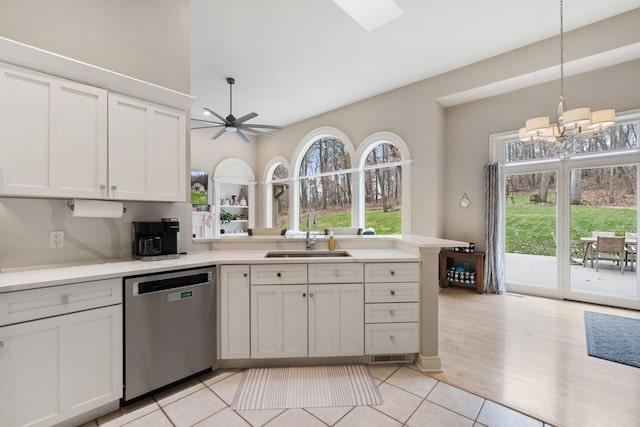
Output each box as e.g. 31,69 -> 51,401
520,0 -> 615,159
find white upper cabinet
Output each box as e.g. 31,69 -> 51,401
108,93 -> 186,202
0,63 -> 108,198
0,61 -> 187,202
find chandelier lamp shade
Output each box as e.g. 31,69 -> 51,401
519,0 -> 615,159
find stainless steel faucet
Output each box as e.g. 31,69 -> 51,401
305,209 -> 317,250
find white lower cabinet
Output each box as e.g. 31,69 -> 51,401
364,262 -> 420,355
0,278 -> 122,427
251,284 -> 308,358
220,265 -> 251,359
248,263 -> 365,359
308,283 -> 364,357
0,304 -> 122,427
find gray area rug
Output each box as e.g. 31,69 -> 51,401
584,311 -> 640,368
231,365 -> 382,410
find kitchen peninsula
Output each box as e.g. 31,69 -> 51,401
0,234 -> 467,427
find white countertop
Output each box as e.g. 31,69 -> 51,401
0,235 -> 469,293
0,248 -> 419,293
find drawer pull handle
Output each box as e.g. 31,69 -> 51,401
302,293 -> 307,298
390,290 -> 396,296
389,335 -> 396,342
61,295 -> 70,304
390,270 -> 395,276
243,273 -> 248,277
309,293 -> 314,298
111,185 -> 117,191
277,272 -> 282,277
390,310 -> 395,316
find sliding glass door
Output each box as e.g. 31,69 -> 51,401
496,113 -> 640,308
504,168 -> 560,298
566,161 -> 639,308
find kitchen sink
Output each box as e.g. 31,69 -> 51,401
264,250 -> 352,258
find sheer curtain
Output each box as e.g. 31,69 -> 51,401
484,162 -> 505,294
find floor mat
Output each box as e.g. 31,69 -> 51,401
584,311 -> 640,368
231,364 -> 382,410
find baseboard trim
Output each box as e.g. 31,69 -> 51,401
416,354 -> 442,373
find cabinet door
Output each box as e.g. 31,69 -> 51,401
67,305 -> 122,417
251,285 -> 307,358
220,265 -> 250,359
0,317 -> 65,427
308,283 -> 364,357
0,64 -> 108,198
0,306 -> 122,427
108,94 -> 186,201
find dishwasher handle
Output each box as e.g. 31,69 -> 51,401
133,271 -> 212,296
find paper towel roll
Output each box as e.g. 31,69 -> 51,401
71,199 -> 124,218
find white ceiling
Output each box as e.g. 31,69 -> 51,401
190,0 -> 639,128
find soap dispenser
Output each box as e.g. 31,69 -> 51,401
328,231 -> 335,251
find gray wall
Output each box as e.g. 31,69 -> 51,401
0,0 -> 190,93
0,0 -> 193,269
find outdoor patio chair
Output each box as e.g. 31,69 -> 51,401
585,231 -> 616,267
594,236 -> 626,273
625,232 -> 637,271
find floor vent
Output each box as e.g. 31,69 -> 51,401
369,354 -> 415,364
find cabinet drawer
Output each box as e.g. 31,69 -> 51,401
365,263 -> 419,283
308,263 -> 363,283
365,303 -> 419,323
365,323 -> 419,354
250,264 -> 307,285
0,278 -> 122,326
364,282 -> 419,303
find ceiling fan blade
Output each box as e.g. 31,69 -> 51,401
239,127 -> 276,138
234,112 -> 258,124
235,129 -> 251,143
210,128 -> 227,140
191,117 -> 224,124
203,107 -> 230,125
192,125 -> 224,130
241,123 -> 283,130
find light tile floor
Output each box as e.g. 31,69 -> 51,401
84,364 -> 554,427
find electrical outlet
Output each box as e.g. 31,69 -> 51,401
49,231 -> 64,249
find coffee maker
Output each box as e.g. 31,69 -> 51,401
132,218 -> 180,261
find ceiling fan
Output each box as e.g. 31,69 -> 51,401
191,77 -> 282,143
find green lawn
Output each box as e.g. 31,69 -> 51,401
280,210 -> 402,235
506,194 -> 637,256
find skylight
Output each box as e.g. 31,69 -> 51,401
332,0 -> 404,32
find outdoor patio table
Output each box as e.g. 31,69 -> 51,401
580,236 -> 637,267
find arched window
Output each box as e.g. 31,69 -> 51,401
299,136 -> 352,230
288,128 -> 410,234
263,158 -> 290,229
357,132 -> 412,235
292,128 -> 356,232
271,164 -> 289,228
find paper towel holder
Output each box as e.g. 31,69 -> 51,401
67,199 -> 127,216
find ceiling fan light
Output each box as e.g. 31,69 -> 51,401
226,126 -> 237,133
563,107 -> 591,128
203,109 -> 210,115
526,116 -> 550,136
588,109 -> 615,130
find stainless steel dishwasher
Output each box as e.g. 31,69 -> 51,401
123,266 -> 216,402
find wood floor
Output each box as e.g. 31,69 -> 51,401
426,287 -> 640,427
